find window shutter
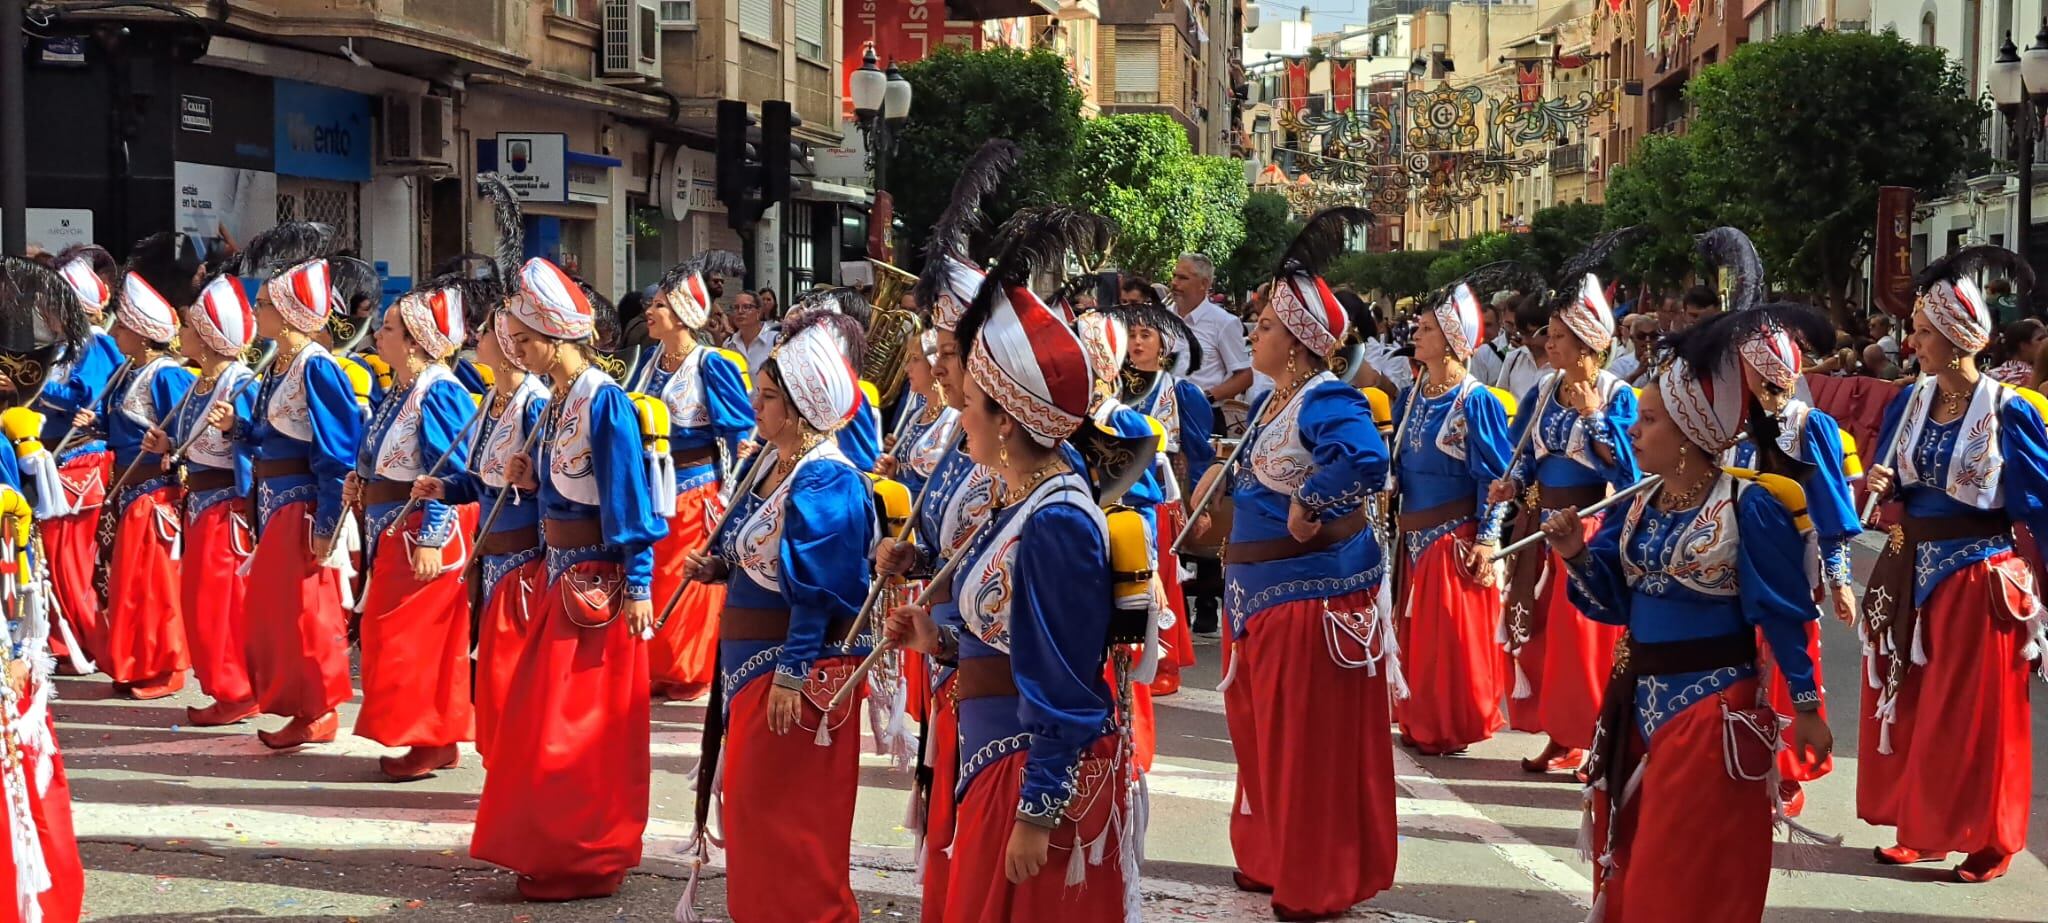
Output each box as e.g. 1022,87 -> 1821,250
739,0 -> 774,40
796,0 -> 826,57
1116,39 -> 1159,103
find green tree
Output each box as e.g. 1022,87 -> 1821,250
1424,231 -> 1532,290
1524,202 -> 1606,281
1326,249 -> 1438,301
1602,133 -> 1714,291
1684,28 -> 1989,321
1220,192 -> 1301,297
1072,114 -> 1248,278
888,48 -> 1085,267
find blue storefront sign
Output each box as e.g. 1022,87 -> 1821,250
274,80 -> 372,182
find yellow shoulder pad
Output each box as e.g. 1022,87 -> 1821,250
1722,466 -> 1813,533
1999,381 -> 2048,418
1103,506 -> 1153,604
1486,385 -> 1518,422
474,362 -> 496,390
340,360 -> 374,407
0,407 -> 46,454
361,354 -> 393,390
1836,428 -> 1863,478
1142,413 -> 1167,452
1362,386 -> 1393,427
859,379 -> 881,411
714,347 -> 753,392
0,484 -> 29,545
867,473 -> 912,529
628,392 -> 672,456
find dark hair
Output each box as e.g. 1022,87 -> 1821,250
1334,289 -> 1378,342
1996,318 -> 2045,366
1745,400 -> 1813,480
1512,292 -> 1549,335
1681,285 -> 1720,311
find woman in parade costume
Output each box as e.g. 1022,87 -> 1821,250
1118,303 -> 1210,697
1857,245 -> 2048,884
784,289 -> 886,472
468,258 -> 666,901
38,247 -> 123,673
93,246 -> 198,700
682,316 -> 876,922
349,279 -> 479,780
886,207 -> 1135,922
1490,234 -> 1642,774
1390,277 -> 1515,756
1538,318 -> 1834,923
633,249 -> 753,702
223,256 -> 365,750
1193,207 -> 1392,921
879,329 -> 954,498
0,255 -> 97,923
144,274 -> 261,726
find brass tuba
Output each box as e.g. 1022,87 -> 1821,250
863,259 -> 922,409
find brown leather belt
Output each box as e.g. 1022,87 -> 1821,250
478,528 -> 540,556
720,606 -> 857,643
1530,483 -> 1606,512
1223,507 -> 1371,564
955,655 -> 1019,700
183,469 -> 237,492
362,480 -> 413,506
543,517 -> 605,549
254,458 -> 310,479
674,445 -> 718,468
1399,498 -> 1477,535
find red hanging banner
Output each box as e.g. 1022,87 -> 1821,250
1874,186 -> 1918,318
1330,58 -> 1357,112
1284,57 -> 1311,112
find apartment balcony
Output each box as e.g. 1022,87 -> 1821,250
197,0 -> 529,73
1549,142 -> 1586,176
1102,0 -> 1196,40
1057,0 -> 1104,21
948,0 -> 1061,21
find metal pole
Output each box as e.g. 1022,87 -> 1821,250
2020,105 -> 2038,318
0,0 -> 27,254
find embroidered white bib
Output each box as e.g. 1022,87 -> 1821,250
183,365 -> 254,471
117,355 -> 182,428
267,342 -> 339,443
1247,371 -> 1334,494
731,438 -> 856,593
1619,475 -> 1740,597
547,366 -> 616,507
632,344 -> 714,430
370,363 -> 461,481
1894,375 -> 2009,511
473,375 -> 549,490
956,471 -> 1104,654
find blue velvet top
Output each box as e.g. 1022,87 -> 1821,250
1130,374 -> 1217,488
1224,379 -> 1389,628
240,350 -> 363,540
440,384 -> 550,537
41,331 -> 123,458
357,372 -> 475,550
99,357 -> 195,507
628,344 -> 755,464
1871,388 -> 2048,605
1507,375 -> 1640,490
1728,405 -> 1861,589
838,390 -> 882,472
165,366 -> 257,517
1393,379 -> 1512,547
534,373 -> 669,597
1564,480 -> 1821,740
715,453 -> 876,699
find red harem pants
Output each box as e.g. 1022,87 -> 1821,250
1857,556 -> 2033,858
647,479 -> 725,700
1225,589 -> 1397,918
242,500 -> 353,722
920,672 -> 960,923
942,735 -> 1126,923
24,699 -> 83,923
471,560 -> 650,889
103,484 -> 189,688
1112,654 -> 1156,772
1395,522 -> 1507,753
722,658 -> 868,923
474,552 -> 542,767
1539,545 -> 1620,750
1592,678 -> 1772,923
1504,548 -> 1567,734
182,498 -> 254,706
1151,505 -> 1196,695
355,508 -> 478,749
1767,621 -> 1831,783
45,451 -> 107,668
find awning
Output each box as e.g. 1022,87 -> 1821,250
793,178 -> 875,206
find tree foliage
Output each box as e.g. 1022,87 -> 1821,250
1326,249 -> 1438,301
1220,193 -> 1300,297
1072,114 -> 1248,278
1523,203 -> 1606,282
1602,133 -> 1713,290
887,48 -> 1085,269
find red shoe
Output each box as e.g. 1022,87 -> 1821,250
258,711 -> 339,750
186,699 -> 259,727
1231,870 -> 1273,894
652,682 -> 709,702
1521,743 -> 1584,775
515,870 -> 627,901
1873,844 -> 1945,865
125,672 -> 187,700
1778,780 -> 1805,818
380,745 -> 460,781
1954,849 -> 2013,884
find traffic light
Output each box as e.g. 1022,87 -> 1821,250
714,98 -> 795,230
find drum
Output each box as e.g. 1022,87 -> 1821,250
1218,398 -> 1250,439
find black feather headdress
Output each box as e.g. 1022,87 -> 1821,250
229,222 -> 336,277
1695,227 -> 1765,313
0,256 -> 92,384
913,139 -> 1019,313
124,231 -> 205,308
1446,260 -> 1547,307
960,206 -> 1117,353
1275,207 -> 1372,280
657,249 -> 748,297
326,256 -> 382,315
475,173 -> 525,285
1548,226 -> 1647,312
1917,244 -> 2035,296
1094,302 -> 1203,373
782,288 -> 869,365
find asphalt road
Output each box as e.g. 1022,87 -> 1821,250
50,533 -> 2048,921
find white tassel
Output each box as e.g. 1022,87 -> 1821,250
650,452 -> 679,518
1512,659 -> 1533,699
1910,617 -> 1927,666
1864,648 -> 1882,690
673,854 -> 706,923
1379,608 -> 1410,701
1215,641 -> 1240,692
1586,887 -> 1608,923
1065,832 -> 1087,886
1088,828 -> 1108,866
814,716 -> 833,747
1131,771 -> 1150,865
1574,799 -> 1595,863
1120,782 -> 1145,923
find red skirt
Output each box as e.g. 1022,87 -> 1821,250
1592,678 -> 1772,923
45,452 -> 107,668
902,646 -> 932,723
1112,656 -> 1156,773
241,500 -> 352,722
1856,557 -> 2033,857
1156,506 -> 1196,670
471,560 -> 650,885
942,735 -> 1126,923
1538,548 -> 1620,750
355,509 -> 477,749
1767,621 -> 1831,783
474,554 -> 543,766
1225,590 -> 1397,917
181,499 -> 254,705
646,481 -> 725,699
1395,523 -> 1507,753
722,659 -> 867,923
24,702 -> 83,923
920,672 -> 960,923
103,485 -> 189,686
1505,551 -> 1570,735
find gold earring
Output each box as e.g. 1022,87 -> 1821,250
1947,353 -> 1962,371
999,438 -> 1010,472
1675,446 -> 1688,480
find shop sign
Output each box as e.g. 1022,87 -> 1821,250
275,80 -> 372,182
494,132 -> 568,203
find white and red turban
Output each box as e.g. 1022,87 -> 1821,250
57,259 -> 108,315
1074,310 -> 1128,388
1437,283 -> 1485,361
1658,354 -> 1746,454
266,259 -> 334,334
397,287 -> 466,360
1271,271 -> 1347,359
512,257 -> 594,341
1735,319 -> 1804,392
1557,273 -> 1615,353
1918,276 -> 1992,355
927,253 -> 985,333
117,273 -> 181,344
968,283 -> 1092,447
773,323 -> 861,431
189,275 -> 256,356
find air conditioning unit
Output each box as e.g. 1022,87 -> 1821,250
602,0 -> 662,80
380,93 -> 456,169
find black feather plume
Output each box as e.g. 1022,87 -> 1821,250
1695,227 -> 1765,313
125,231 -> 205,308
230,222 -> 336,276
1276,206 -> 1372,279
326,256 -> 382,315
0,255 -> 91,369
656,250 -> 748,301
476,173 -> 525,284
1549,226 -> 1647,311
1100,301 -> 1203,373
960,206 -> 1117,352
914,140 -> 1019,312
1916,244 -> 2036,296
1454,260 -> 1548,303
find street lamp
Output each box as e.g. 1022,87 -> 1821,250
851,45 -> 914,261
1991,23 -> 2048,314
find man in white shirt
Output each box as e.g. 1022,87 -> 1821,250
1606,315 -> 1657,384
1171,254 -> 1253,406
1469,295 -> 1512,385
1495,296 -> 1551,400
722,290 -> 778,379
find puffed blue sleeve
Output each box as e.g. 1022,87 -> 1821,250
1009,502 -> 1114,825
1562,503 -> 1632,626
1997,396 -> 2048,549
1796,409 -> 1861,590
1176,379 -> 1216,482
1738,485 -> 1822,708
590,385 -> 669,597
303,357 -> 363,540
1504,380 -> 1545,485
771,461 -> 874,683
146,365 -> 196,469
409,380 -> 476,548
39,335 -> 120,447
1868,386 -> 1916,482
1573,383 -> 1639,488
1464,387 -> 1513,543
701,351 -> 757,460
1295,382 -> 1388,522
837,390 -> 882,472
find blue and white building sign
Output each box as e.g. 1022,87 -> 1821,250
274,80 -> 372,182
